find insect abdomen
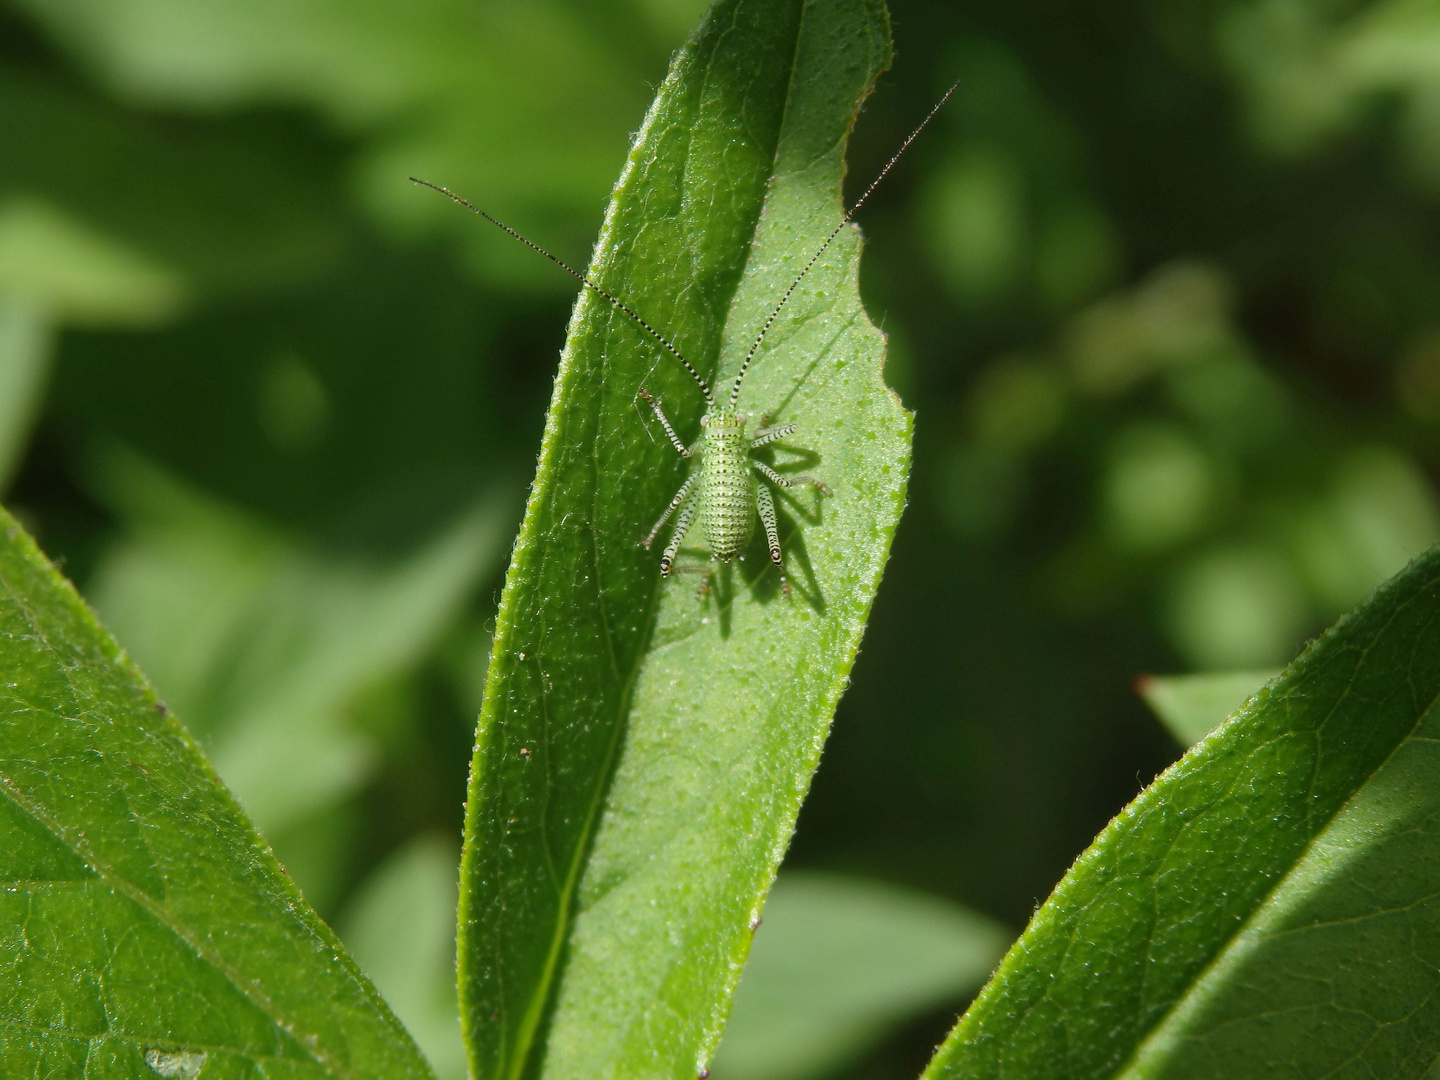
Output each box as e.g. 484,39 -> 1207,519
700,425 -> 754,560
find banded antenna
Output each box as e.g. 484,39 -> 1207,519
727,79 -> 959,407
408,177 -> 715,406
410,79 -> 959,411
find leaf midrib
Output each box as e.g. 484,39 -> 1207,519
490,6 -> 819,1074
0,773 -> 358,1074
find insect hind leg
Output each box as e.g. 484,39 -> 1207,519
643,473 -> 697,550
755,480 -> 790,596
659,489 -> 700,577
669,560 -> 716,598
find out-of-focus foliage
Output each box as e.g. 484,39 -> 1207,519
86,450 -> 504,910
6,0 -> 706,287
340,837 -> 466,1080
7,0 -> 1440,1074
1137,669 -> 1278,746
712,873 -> 1010,1080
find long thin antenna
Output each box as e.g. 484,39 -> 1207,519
409,177 -> 714,405
727,80 -> 960,408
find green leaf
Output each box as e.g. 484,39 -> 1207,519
925,544 -> 1440,1079
457,1 -> 904,1078
0,506 -> 434,1078
711,873 -> 1010,1080
1135,670 -> 1278,746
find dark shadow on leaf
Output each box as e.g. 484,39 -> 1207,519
781,508 -> 824,612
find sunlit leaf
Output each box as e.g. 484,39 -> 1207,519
927,545 -> 1440,1078
0,506 -> 434,1078
457,0 -> 905,1077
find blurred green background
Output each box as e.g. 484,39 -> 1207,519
5,0 -> 1440,1077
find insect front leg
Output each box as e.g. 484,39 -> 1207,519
755,479 -> 789,595
643,472 -> 698,550
753,460 -> 832,497
637,388 -> 691,457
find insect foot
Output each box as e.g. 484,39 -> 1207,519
638,387 -> 692,457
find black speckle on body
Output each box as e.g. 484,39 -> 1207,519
700,413 -> 754,559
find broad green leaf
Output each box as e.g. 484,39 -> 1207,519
1135,670 -> 1277,746
711,873 -> 1010,1080
0,506 -> 433,1078
926,544 -> 1440,1079
457,1 -> 903,1078
340,837 -> 465,1080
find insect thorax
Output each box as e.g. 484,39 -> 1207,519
699,409 -> 754,560
700,407 -> 744,429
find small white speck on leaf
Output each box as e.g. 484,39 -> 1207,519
144,1049 -> 206,1078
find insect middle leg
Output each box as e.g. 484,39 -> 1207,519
749,423 -> 796,449
753,460 -> 831,496
755,479 -> 790,595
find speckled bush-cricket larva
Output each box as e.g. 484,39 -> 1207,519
412,82 -> 955,593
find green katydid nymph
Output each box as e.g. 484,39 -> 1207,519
412,81 -> 955,594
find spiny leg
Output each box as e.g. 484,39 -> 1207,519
643,472 -> 697,550
755,479 -> 789,595
660,489 -> 701,577
638,388 -> 691,457
753,460 -> 831,496
749,423 -> 796,449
